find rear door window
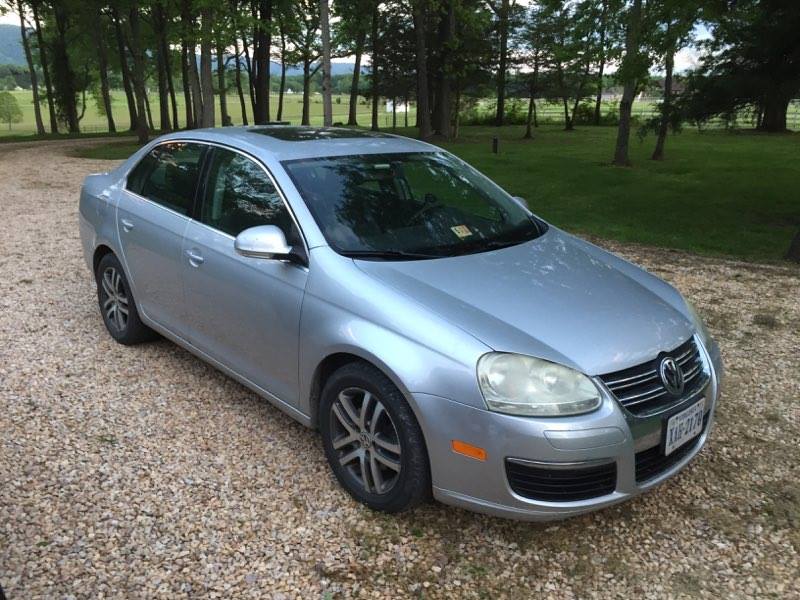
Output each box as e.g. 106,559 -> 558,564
125,142 -> 205,216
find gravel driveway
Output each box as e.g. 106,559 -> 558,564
1,139 -> 798,599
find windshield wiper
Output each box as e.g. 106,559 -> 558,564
340,249 -> 443,260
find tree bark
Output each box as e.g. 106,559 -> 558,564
94,8 -> 116,133
320,0 -> 333,126
612,0 -> 643,166
347,30 -> 365,126
494,0 -> 509,127
31,0 -> 57,133
51,2 -> 79,132
593,0 -> 609,126
433,1 -> 455,138
759,93 -> 790,132
301,61 -> 312,125
523,58 -> 539,139
241,32 -> 256,117
17,1 -> 45,135
181,40 -> 194,128
254,0 -> 272,124
412,1 -> 431,138
234,39 -> 249,125
127,5 -> 149,143
370,2 -> 380,131
217,41 -> 229,125
199,9 -> 215,127
277,25 -> 287,121
153,3 -> 171,131
652,45 -> 674,160
112,8 -> 137,132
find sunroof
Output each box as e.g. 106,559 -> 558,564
247,126 -> 390,141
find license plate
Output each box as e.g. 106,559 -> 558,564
664,399 -> 705,456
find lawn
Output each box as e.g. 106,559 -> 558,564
72,124 -> 800,263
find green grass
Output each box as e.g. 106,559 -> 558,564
72,124 -> 800,264
0,89 -> 412,137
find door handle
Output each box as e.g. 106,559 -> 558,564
186,249 -> 204,266
120,218 -> 134,232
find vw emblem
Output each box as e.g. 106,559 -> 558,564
659,356 -> 685,396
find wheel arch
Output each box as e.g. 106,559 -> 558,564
92,244 -> 116,273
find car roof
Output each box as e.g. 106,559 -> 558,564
159,126 -> 438,162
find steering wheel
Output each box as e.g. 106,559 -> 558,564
409,193 -> 442,224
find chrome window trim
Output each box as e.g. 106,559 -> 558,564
122,138 -> 311,260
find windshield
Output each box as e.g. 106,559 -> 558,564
282,152 -> 546,259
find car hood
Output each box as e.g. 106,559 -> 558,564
354,228 -> 694,376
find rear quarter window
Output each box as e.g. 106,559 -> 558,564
125,142 -> 205,216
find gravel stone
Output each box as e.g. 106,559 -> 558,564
0,139 -> 798,598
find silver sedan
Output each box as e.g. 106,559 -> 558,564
79,126 -> 723,520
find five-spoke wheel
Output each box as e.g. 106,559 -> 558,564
95,253 -> 156,345
320,362 -> 430,513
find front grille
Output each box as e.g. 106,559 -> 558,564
599,337 -> 708,416
635,412 -> 710,483
506,459 -> 617,502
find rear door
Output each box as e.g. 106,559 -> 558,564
181,146 -> 308,405
118,141 -> 206,333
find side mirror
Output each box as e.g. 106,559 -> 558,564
234,225 -> 293,260
512,195 -> 530,210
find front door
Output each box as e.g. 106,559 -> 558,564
117,141 -> 206,333
181,147 -> 308,406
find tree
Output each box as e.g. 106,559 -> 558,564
681,0 -> 800,133
286,0 -> 321,126
50,0 -> 81,132
612,0 -> 646,166
411,0 -> 431,138
253,0 -> 272,124
592,0 -> 624,125
488,0 -> 515,126
319,0 -> 332,126
31,0 -> 58,133
334,0 -> 371,126
0,90 -> 23,130
14,0 -> 45,135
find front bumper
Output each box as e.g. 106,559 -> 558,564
414,337 -> 723,521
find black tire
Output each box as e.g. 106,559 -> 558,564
320,362 -> 431,513
95,253 -> 157,345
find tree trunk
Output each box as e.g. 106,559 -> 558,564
217,41 -> 229,125
127,5 -> 149,143
523,56 -> 539,139
433,1 -> 455,138
153,3 -> 171,131
31,0 -> 57,134
347,31 -> 365,126
593,0 -> 609,126
452,82 -> 460,139
276,23 -> 286,121
370,2 -> 380,131
254,0 -> 272,124
234,40 -> 249,125
412,1 -> 431,139
51,2 -> 79,133
94,9 -> 116,133
301,61 -> 311,126
652,46 -> 674,161
199,9 -> 215,127
181,41 -> 194,128
158,7 -> 179,130
320,0 -> 333,126
612,0 -> 643,166
241,33 -> 256,117
17,1 -> 45,135
494,0 -> 509,127
759,93 -> 790,132
111,8 -> 137,132
181,2 -> 203,128
786,229 -> 800,262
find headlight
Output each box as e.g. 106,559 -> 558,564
684,300 -> 712,347
477,353 -> 602,417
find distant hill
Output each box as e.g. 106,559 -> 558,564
0,23 -> 356,76
0,24 -> 25,66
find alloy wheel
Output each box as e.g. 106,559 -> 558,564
330,387 -> 402,495
101,266 -> 129,332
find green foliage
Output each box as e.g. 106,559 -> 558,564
0,90 -> 23,128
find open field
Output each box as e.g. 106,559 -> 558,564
3,89 -> 800,137
0,138 -> 798,598
73,125 -> 800,263
0,89 -> 414,136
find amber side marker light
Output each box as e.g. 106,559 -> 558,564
451,440 -> 487,461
